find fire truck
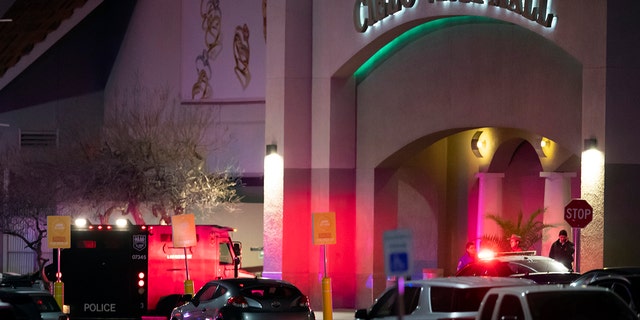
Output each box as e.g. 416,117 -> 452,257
49,223 -> 254,320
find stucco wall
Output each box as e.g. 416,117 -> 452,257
357,22 -> 582,169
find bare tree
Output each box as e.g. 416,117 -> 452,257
0,146 -> 61,278
0,81 -> 241,278
60,81 -> 241,224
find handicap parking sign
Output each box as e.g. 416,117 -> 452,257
384,229 -> 413,277
389,252 -> 408,273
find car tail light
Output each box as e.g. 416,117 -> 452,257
298,295 -> 310,307
228,295 -> 249,308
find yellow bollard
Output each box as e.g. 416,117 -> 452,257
53,281 -> 64,310
184,279 -> 194,296
322,277 -> 333,320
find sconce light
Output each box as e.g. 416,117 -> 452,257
266,144 -> 277,155
536,137 -> 551,158
471,131 -> 483,158
584,137 -> 597,150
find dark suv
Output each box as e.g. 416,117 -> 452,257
0,273 -> 67,320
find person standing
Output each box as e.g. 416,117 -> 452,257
456,241 -> 477,272
509,234 -> 523,252
549,229 -> 575,271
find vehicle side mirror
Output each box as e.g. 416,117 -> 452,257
355,308 -> 369,319
182,294 -> 195,306
233,242 -> 242,257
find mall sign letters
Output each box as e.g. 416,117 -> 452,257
354,0 -> 555,32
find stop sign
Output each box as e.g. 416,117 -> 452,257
564,199 -> 593,228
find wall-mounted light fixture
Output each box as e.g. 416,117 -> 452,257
536,137 -> 551,158
471,131 -> 483,158
584,137 -> 597,151
266,144 -> 277,155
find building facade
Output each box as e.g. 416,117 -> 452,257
2,0 -> 640,311
261,0 -> 639,309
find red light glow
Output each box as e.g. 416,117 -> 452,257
298,295 -> 310,307
138,280 -> 145,287
227,296 -> 248,308
138,272 -> 145,279
478,249 -> 496,260
79,241 -> 96,249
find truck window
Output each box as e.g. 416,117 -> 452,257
478,294 -> 498,320
430,287 -> 492,312
527,291 -> 637,320
219,242 -> 234,264
497,295 -> 524,320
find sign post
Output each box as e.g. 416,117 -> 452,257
47,216 -> 71,310
313,212 -> 337,320
383,229 -> 413,320
172,213 -> 197,295
564,199 -> 593,272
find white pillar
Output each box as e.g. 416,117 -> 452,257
476,173 -> 505,243
539,172 -> 576,256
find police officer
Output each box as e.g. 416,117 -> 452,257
549,229 -> 575,271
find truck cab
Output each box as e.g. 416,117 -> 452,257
476,284 -> 637,320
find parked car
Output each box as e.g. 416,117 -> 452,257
456,252 -> 581,284
0,290 -> 48,320
354,276 -> 536,320
170,278 -> 315,320
4,287 -> 67,320
0,301 -> 17,320
0,273 -> 67,320
570,266 -> 640,315
476,284 -> 638,320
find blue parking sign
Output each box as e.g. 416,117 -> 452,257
384,229 -> 413,277
389,253 -> 408,273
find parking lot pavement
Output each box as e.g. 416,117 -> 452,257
314,309 -> 354,320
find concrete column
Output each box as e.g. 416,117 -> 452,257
476,173 -> 505,242
539,172 -> 576,256
263,0 -> 312,281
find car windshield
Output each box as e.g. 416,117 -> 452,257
511,259 -> 568,273
367,286 -> 421,317
527,291 -> 636,320
430,286 -> 492,312
240,284 -> 301,301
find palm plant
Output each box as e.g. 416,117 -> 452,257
480,208 -> 554,252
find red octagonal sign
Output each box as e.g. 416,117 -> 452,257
564,199 -> 593,228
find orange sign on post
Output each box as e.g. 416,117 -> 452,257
313,212 -> 336,245
172,214 -> 197,247
47,216 -> 71,249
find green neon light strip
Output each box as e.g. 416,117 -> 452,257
354,16 -> 508,83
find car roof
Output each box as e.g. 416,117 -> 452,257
403,276 -> 536,288
487,284 -> 611,294
480,254 -> 557,262
571,267 -> 640,286
583,267 -> 640,275
205,277 -> 298,287
512,272 -> 582,284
